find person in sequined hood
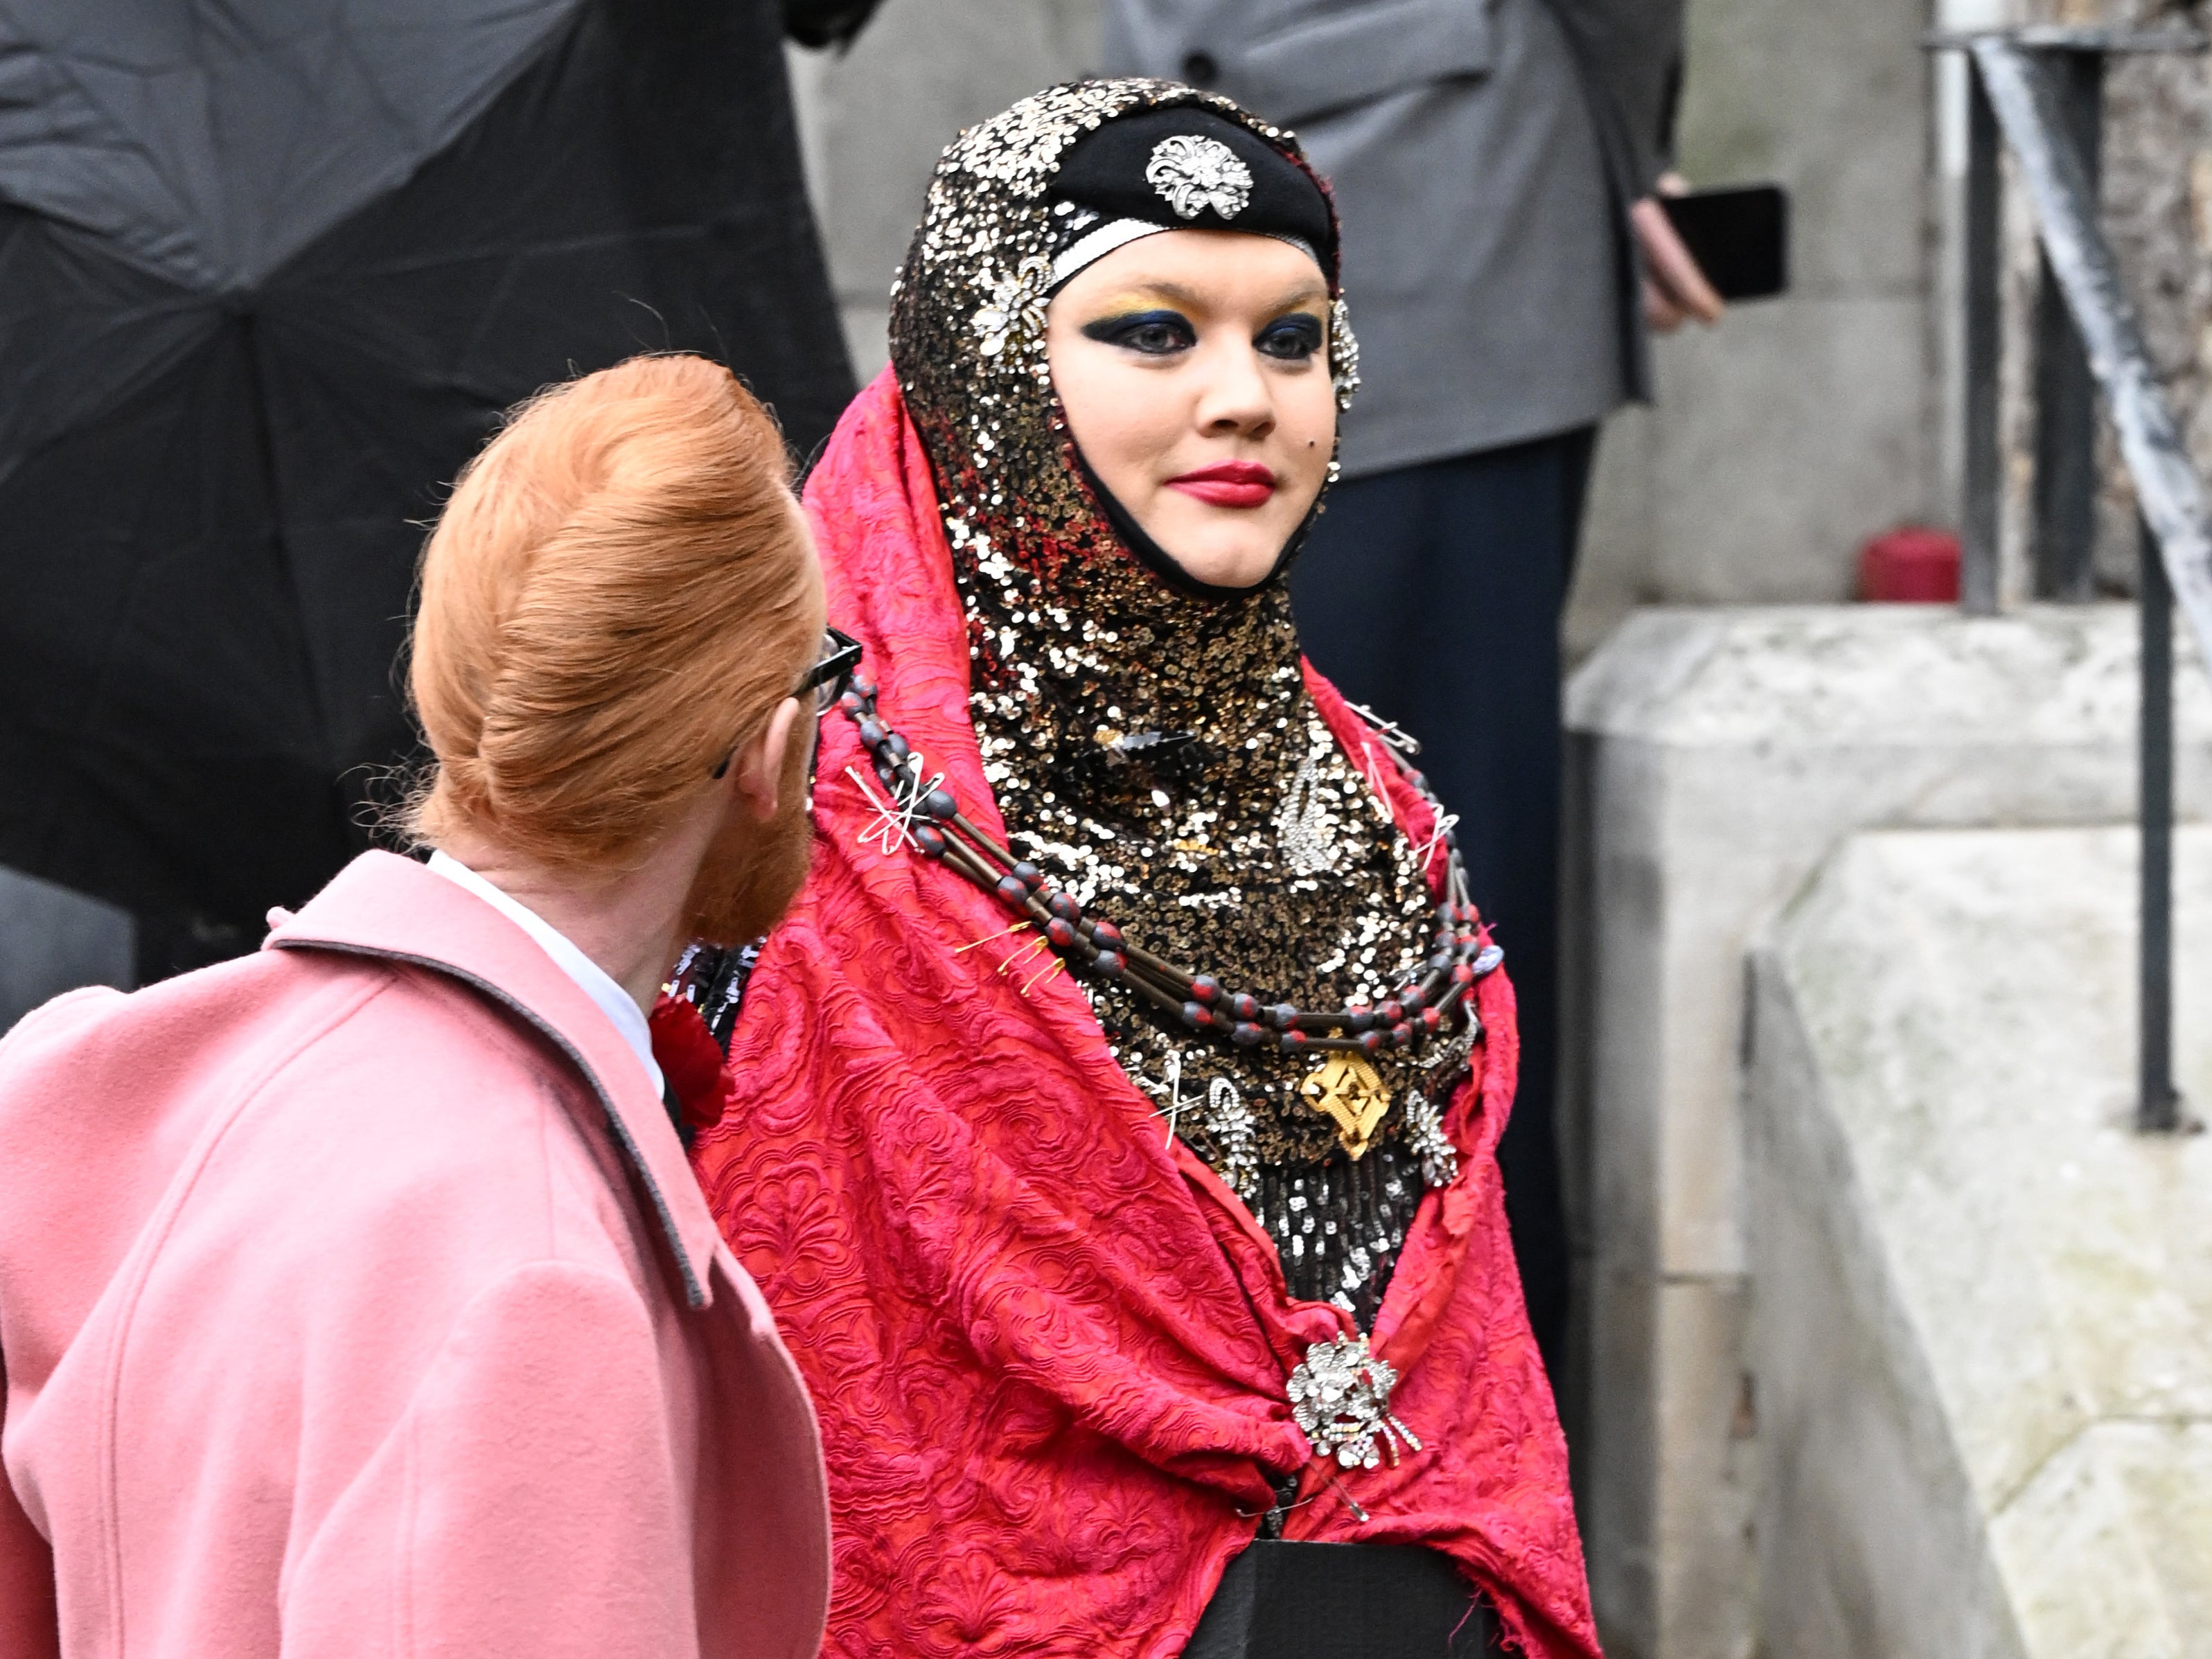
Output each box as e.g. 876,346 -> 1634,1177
687,80 -> 1600,1659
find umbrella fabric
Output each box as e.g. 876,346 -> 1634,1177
0,0 -> 856,932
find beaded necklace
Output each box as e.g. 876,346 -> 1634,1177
837,671 -> 1501,1162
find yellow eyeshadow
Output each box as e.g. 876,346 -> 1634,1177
1088,293 -> 1176,314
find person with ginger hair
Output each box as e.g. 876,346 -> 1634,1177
0,354 -> 844,1659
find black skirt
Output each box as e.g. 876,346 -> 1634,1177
1183,1541 -> 1498,1657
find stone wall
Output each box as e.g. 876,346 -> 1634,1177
1562,603 -> 2212,1657
2092,5 -> 2212,590
1974,0 -> 2212,597
1747,824 -> 2212,1656
1573,0 -> 2212,635
785,0 -> 1101,384
1568,0 -> 1940,658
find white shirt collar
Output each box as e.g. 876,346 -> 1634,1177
424,850 -> 664,1103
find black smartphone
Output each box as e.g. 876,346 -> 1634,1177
1657,184 -> 1789,303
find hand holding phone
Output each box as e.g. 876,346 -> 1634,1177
1634,196 -> 1724,331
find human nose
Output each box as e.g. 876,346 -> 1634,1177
1192,335 -> 1276,441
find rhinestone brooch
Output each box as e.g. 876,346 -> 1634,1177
1287,1333 -> 1423,1470
1147,133 -> 1253,220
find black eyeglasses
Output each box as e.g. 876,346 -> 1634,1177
711,627 -> 865,779
797,626 -> 863,716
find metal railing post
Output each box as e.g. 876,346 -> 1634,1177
2140,513 -> 2179,1130
1932,26 -> 2211,1128
1962,56 -> 2003,615
2032,51 -> 2105,600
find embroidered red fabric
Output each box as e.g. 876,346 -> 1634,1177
691,370 -> 1600,1659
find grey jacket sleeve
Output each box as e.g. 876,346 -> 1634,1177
1541,0 -> 1685,193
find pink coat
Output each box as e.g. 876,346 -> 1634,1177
0,851 -> 830,1658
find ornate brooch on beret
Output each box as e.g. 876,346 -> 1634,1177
1146,134 -> 1253,221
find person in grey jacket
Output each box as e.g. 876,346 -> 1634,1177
1101,0 -> 1718,1379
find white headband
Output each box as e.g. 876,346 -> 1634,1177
1046,217 -> 1322,295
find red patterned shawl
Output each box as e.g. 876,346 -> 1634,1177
691,370 -> 1599,1658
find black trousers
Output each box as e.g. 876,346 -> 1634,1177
1290,428 -> 1598,1378
1184,1542 -> 1498,1656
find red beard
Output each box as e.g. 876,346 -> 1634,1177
681,738 -> 815,948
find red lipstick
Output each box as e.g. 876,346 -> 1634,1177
1165,460 -> 1277,509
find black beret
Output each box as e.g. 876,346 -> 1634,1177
1047,106 -> 1335,275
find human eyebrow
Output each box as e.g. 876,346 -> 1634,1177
1088,278 -> 1328,314
1093,280 -> 1207,310
1067,289 -> 1203,334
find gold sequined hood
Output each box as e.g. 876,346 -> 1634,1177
885,80 -> 1450,1320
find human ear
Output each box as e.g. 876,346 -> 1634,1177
731,696 -> 803,822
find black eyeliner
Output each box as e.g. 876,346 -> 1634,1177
1079,308 -> 1191,342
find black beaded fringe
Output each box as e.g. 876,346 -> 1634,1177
680,943 -> 758,1051
1258,1144 -> 1424,1329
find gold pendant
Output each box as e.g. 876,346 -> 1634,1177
1300,1051 -> 1392,1161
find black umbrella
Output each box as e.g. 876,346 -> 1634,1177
0,0 -> 862,957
